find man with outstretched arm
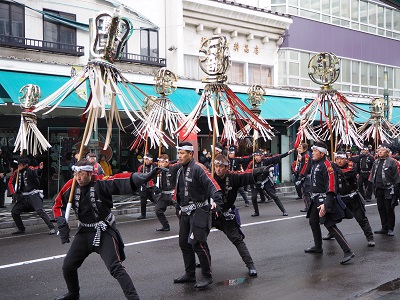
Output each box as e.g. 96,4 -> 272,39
53,159 -> 163,300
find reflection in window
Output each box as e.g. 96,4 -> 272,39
43,10 -> 76,50
140,28 -> 159,58
0,1 -> 24,37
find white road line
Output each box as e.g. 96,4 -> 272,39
0,203 -> 377,270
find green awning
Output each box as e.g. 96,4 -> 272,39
132,83 -> 201,114
236,93 -> 304,120
0,70 -> 85,108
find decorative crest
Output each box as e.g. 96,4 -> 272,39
247,85 -> 266,108
90,8 -> 133,62
18,84 -> 41,109
153,68 -> 178,96
308,52 -> 340,87
199,35 -> 230,83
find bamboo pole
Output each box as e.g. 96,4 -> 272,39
65,107 -> 95,222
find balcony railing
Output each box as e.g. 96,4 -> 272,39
0,34 -> 84,56
119,52 -> 166,67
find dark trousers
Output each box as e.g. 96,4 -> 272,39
238,186 -> 249,204
251,187 -> 265,214
308,202 -> 351,252
155,198 -> 173,228
62,230 -> 139,300
139,187 -> 154,217
375,188 -> 395,231
178,213 -> 211,279
213,218 -> 253,267
342,195 -> 374,241
264,183 -> 287,214
358,174 -> 373,200
294,175 -> 303,198
0,180 -> 6,206
11,194 -> 54,231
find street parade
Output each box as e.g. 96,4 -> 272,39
1,1 -> 400,299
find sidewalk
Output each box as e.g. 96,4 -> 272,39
0,185 -> 297,229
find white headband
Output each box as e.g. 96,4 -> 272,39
214,159 -> 229,166
378,145 -> 390,151
72,165 -> 94,172
335,153 -> 347,159
177,145 -> 194,151
143,156 -> 153,161
311,146 -> 328,154
158,158 -> 169,162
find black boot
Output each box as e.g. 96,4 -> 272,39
247,264 -> 257,276
174,273 -> 196,283
54,292 -> 80,300
194,276 -> 213,289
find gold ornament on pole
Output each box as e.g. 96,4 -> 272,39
14,84 -> 51,156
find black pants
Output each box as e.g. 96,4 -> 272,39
375,188 -> 395,231
251,187 -> 265,214
213,217 -> 253,267
11,194 -> 54,231
0,180 -> 6,206
139,188 -> 154,217
358,174 -> 373,200
308,202 -> 351,252
264,183 -> 287,214
294,174 -> 303,198
342,195 -> 373,241
178,212 -> 211,279
62,229 -> 139,300
155,197 -> 173,228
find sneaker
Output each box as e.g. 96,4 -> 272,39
387,230 -> 394,236
251,213 -> 259,217
322,233 -> 334,240
137,215 -> 146,220
304,246 -> 323,253
374,229 -> 388,234
283,212 -> 288,216
245,203 -> 249,207
340,251 -> 355,265
49,228 -> 56,235
367,240 -> 375,247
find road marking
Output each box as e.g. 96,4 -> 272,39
0,203 -> 377,270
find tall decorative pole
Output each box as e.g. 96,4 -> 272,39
290,52 -> 363,159
14,84 -> 51,156
246,85 -> 269,163
175,35 -> 274,175
130,67 -> 199,152
33,9 -> 165,222
357,97 -> 400,149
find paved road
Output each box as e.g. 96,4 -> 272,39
1,192 -> 400,300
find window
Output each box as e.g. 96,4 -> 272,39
140,28 -> 159,58
0,1 -> 24,37
248,64 -> 273,85
184,55 -> 202,80
43,10 -> 76,49
227,61 -> 245,83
